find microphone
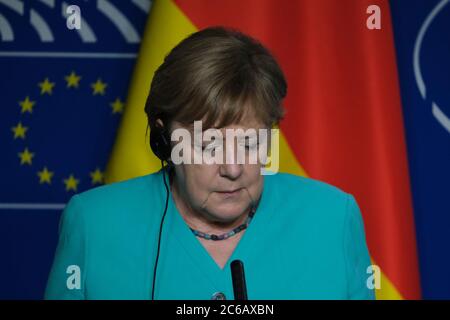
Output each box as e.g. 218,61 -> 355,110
230,260 -> 248,300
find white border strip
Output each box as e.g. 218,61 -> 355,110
0,0 -> 24,15
0,203 -> 66,210
132,0 -> 151,13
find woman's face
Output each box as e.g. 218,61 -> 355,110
170,118 -> 266,223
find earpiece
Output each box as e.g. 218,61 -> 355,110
150,122 -> 171,162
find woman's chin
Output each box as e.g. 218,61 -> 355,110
207,202 -> 249,223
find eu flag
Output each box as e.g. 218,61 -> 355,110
0,0 -> 150,299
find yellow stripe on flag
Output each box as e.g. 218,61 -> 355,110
377,267 -> 404,300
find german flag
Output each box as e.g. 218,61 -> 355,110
106,0 -> 421,300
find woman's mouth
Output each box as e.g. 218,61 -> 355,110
216,188 -> 243,198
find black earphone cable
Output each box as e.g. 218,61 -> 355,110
151,160 -> 170,300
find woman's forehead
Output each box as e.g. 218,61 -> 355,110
175,106 -> 268,130
172,117 -> 267,132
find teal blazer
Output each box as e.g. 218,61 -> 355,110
45,170 -> 375,300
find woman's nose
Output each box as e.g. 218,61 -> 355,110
218,138 -> 244,179
219,163 -> 243,180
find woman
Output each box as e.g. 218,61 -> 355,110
45,27 -> 374,300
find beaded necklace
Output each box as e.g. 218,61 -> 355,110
189,206 -> 256,241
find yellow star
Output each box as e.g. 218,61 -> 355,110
90,168 -> 104,185
11,122 -> 28,139
37,167 -> 54,184
18,147 -> 34,165
38,78 -> 55,95
19,96 -> 36,114
110,98 -> 124,114
91,78 -> 107,95
63,174 -> 79,192
65,71 -> 81,88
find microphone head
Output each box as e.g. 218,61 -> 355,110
230,259 -> 248,300
231,259 -> 244,271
